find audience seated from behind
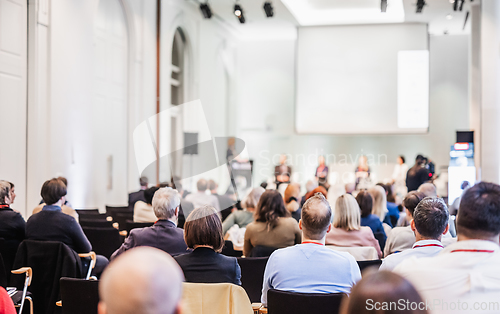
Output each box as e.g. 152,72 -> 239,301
26,178 -> 108,276
340,271 -> 428,314
378,183 -> 400,225
356,190 -> 386,240
380,197 -> 449,271
325,194 -> 382,258
185,179 -> 220,216
244,190 -> 302,257
111,187 -> 188,260
261,192 -> 361,307
368,185 -> 392,227
133,186 -> 159,223
208,180 -> 234,221
222,187 -> 265,235
284,183 -> 301,222
175,205 -> 241,285
128,176 -> 148,212
394,182 -> 500,314
33,176 -> 79,222
417,182 -> 456,238
384,191 -> 425,257
304,186 -> 328,201
99,247 -> 184,314
300,180 -> 318,206
0,181 -> 26,271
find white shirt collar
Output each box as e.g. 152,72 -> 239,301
412,239 -> 443,249
441,239 -> 500,254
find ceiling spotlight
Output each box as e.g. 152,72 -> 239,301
416,0 -> 426,13
263,2 -> 274,17
381,0 -> 387,13
234,4 -> 245,23
199,2 -> 212,19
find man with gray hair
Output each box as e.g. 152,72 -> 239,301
261,193 -> 361,307
99,247 -> 184,314
380,197 -> 449,271
185,178 -> 220,217
111,187 -> 188,259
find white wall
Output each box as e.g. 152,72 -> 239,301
19,0 -> 236,214
235,34 -> 470,190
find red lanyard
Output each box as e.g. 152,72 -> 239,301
450,249 -> 495,253
0,205 -> 8,209
303,241 -> 324,246
413,244 -> 443,249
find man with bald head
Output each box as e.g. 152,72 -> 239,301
417,182 -> 437,198
99,247 -> 184,314
261,193 -> 361,307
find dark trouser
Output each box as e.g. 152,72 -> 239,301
92,255 -> 109,278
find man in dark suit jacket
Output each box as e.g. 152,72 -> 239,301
128,176 -> 148,211
112,187 -> 188,259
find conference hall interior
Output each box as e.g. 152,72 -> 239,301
1,0 -> 499,314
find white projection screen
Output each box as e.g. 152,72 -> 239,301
296,23 -> 429,134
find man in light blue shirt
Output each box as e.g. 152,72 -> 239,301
261,193 -> 361,306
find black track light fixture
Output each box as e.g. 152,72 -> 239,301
234,4 -> 245,23
199,2 -> 212,19
264,2 -> 274,17
416,0 -> 425,13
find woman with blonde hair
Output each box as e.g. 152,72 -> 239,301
222,187 -> 265,234
325,194 -> 382,258
284,183 -> 301,222
368,185 -> 392,226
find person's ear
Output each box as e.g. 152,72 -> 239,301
98,302 -> 107,314
410,219 -> 416,232
326,223 -> 332,233
298,220 -> 303,230
175,301 -> 183,314
443,223 -> 450,235
175,207 -> 179,217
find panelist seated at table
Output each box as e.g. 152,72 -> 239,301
275,154 -> 292,184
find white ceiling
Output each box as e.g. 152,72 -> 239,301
201,0 -> 473,38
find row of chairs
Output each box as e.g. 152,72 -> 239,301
75,207 -> 154,260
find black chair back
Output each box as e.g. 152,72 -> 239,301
357,259 -> 382,273
77,213 -> 109,221
12,240 -> 84,314
0,254 -> 7,288
124,220 -> 154,235
80,219 -> 114,228
373,232 -> 387,252
82,227 -> 122,260
237,257 -> 268,303
105,206 -> 130,220
114,213 -> 134,231
0,237 -> 20,283
60,277 -> 99,314
250,246 -> 277,257
75,209 -> 100,215
267,289 -> 345,314
221,240 -> 242,258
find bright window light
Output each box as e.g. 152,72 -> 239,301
281,0 -> 405,26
